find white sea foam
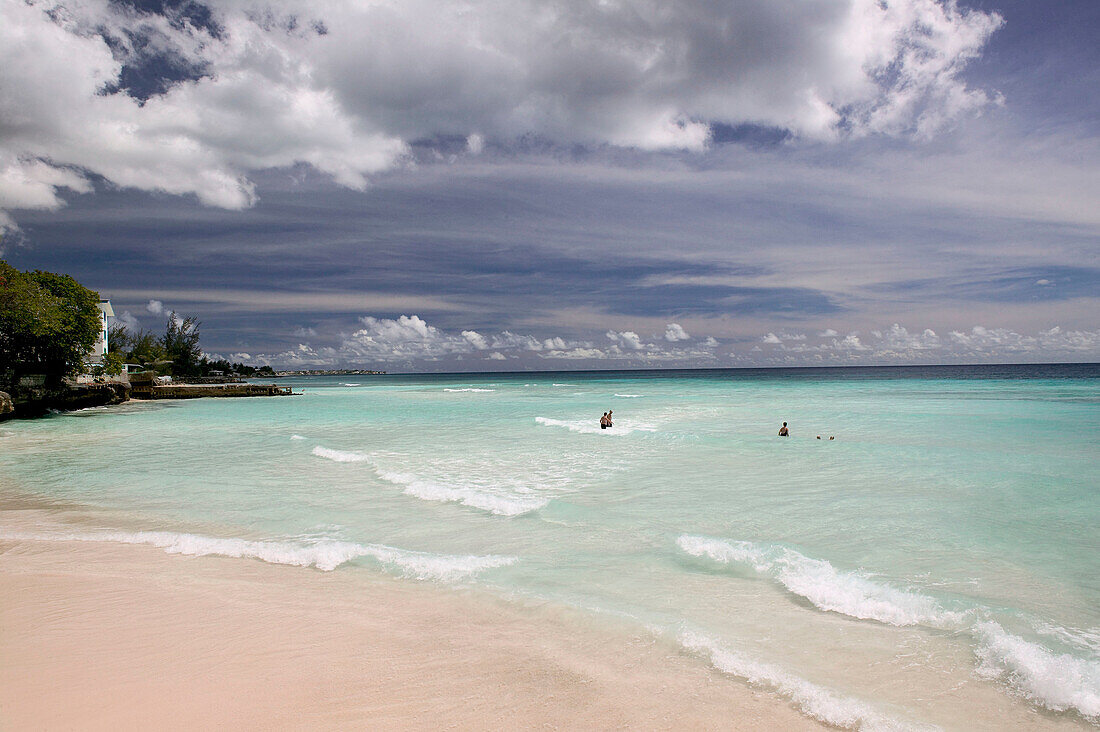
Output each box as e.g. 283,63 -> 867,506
290,434 -> 306,440
2,529 -> 516,580
535,416 -> 657,436
311,444 -> 549,516
311,445 -> 370,462
680,632 -> 927,730
361,543 -> 518,581
613,393 -> 643,397
343,382 -> 361,386
974,621 -> 1100,720
1034,621 -> 1100,655
374,469 -> 549,516
677,536 -> 1100,720
677,536 -> 967,629
443,388 -> 495,392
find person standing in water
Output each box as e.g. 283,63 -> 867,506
600,412 -> 609,429
778,422 -> 789,436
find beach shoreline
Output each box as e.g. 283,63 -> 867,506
3,367 -> 1097,730
0,508 -> 819,731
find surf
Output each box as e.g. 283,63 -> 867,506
679,631 -> 931,730
535,416 -> 656,435
677,535 -> 968,629
677,534 -> 1100,721
1,528 -> 517,581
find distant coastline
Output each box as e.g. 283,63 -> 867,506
272,369 -> 387,376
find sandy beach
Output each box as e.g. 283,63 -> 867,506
0,508 -> 817,731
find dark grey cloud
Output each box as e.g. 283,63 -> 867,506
863,266 -> 1100,303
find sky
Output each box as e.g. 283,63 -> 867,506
1,0 -> 1098,371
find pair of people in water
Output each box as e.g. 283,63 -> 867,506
778,422 -> 834,440
600,410 -> 614,429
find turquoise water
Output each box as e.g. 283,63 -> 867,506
2,365 -> 1098,728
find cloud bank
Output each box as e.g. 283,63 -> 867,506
203,315 -> 1099,370
0,0 -> 1003,229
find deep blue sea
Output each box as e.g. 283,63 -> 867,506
2,364 -> 1098,729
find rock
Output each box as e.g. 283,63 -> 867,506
4,381 -> 130,419
0,391 -> 13,420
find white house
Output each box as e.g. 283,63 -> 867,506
87,299 -> 113,365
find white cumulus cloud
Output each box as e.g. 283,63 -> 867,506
607,330 -> 645,350
462,330 -> 489,349
949,325 -> 1100,353
664,323 -> 690,342
0,0 -> 1003,229
232,314 -> 727,366
116,310 -> 141,331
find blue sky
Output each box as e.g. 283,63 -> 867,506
1,0 -> 1097,370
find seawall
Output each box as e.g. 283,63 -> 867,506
141,383 -> 294,399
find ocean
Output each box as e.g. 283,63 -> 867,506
2,364 -> 1098,729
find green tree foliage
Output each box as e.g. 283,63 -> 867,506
110,315 -> 203,376
92,351 -> 125,377
109,323 -> 164,365
111,313 -> 277,379
162,312 -> 203,376
0,259 -> 101,384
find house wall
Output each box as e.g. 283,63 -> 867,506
87,302 -> 111,365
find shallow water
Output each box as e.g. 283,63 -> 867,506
2,364 -> 1098,729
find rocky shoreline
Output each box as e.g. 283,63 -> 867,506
0,379 -> 293,421
0,382 -> 130,421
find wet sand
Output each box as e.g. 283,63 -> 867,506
0,510 -> 817,731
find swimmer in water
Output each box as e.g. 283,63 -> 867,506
778,422 -> 789,437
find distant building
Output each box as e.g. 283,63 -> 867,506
87,299 -> 113,365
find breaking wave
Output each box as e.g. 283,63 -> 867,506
2,529 -> 516,581
535,416 -> 657,436
374,469 -> 550,516
312,444 -> 548,517
680,632 -> 927,730
678,535 -> 1100,720
613,394 -> 643,397
311,446 -> 370,463
974,621 -> 1100,721
677,535 -> 968,629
